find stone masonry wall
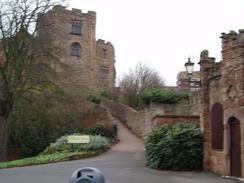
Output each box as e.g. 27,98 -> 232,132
101,98 -> 146,137
96,39 -> 116,90
101,98 -> 199,138
37,6 -> 115,92
199,30 -> 244,177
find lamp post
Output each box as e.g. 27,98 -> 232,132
184,57 -> 201,90
184,57 -> 194,78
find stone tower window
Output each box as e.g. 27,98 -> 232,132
71,43 -> 81,56
71,20 -> 82,35
102,48 -> 107,58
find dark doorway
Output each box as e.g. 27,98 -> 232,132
229,117 -> 242,177
211,103 -> 224,150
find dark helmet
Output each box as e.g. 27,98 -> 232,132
69,167 -> 105,183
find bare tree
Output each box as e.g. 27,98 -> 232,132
119,62 -> 165,108
0,0 -> 66,162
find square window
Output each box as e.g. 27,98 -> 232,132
71,20 -> 82,35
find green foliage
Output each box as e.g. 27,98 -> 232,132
41,134 -> 111,155
0,151 -> 104,169
101,90 -> 120,101
141,89 -> 189,104
100,90 -> 111,99
8,91 -> 117,159
87,95 -> 101,104
79,135 -> 110,151
145,123 -> 203,171
8,94 -> 84,158
85,123 -> 118,140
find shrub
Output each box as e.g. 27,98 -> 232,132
100,90 -> 111,99
85,123 -> 118,140
141,89 -> 189,104
8,92 -> 116,159
87,95 -> 101,104
79,135 -> 110,151
145,123 -> 203,171
41,134 -> 111,155
7,94 -> 84,158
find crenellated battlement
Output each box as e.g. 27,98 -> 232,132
71,8 -> 82,14
96,39 -> 113,46
52,5 -> 66,11
221,29 -> 244,51
52,5 -> 96,17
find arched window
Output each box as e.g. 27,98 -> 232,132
71,43 -> 81,56
211,103 -> 224,150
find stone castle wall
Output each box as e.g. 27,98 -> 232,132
101,97 -> 199,138
96,39 -> 116,89
199,30 -> 244,177
37,5 -> 115,92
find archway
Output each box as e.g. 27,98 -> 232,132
229,117 -> 241,177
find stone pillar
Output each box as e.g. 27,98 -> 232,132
198,50 -> 215,170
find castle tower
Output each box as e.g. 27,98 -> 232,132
37,6 -> 115,93
96,39 -> 116,90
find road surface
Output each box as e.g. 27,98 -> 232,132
0,118 -> 237,183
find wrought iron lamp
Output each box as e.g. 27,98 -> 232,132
185,57 -> 194,77
184,57 -> 201,89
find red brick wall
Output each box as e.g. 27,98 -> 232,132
152,115 -> 199,126
199,30 -> 244,178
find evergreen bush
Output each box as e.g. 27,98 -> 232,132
141,89 -> 188,104
7,95 -> 84,158
8,93 -> 116,159
87,95 -> 101,104
85,123 -> 118,140
145,123 -> 203,171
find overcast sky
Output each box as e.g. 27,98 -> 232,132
69,0 -> 244,86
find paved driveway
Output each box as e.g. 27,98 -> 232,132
0,119 -> 238,183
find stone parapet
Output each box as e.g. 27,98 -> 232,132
101,98 -> 199,139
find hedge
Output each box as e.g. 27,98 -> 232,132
141,89 -> 189,104
145,123 -> 203,171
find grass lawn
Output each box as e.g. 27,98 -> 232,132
0,150 -> 104,169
